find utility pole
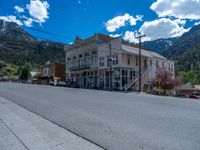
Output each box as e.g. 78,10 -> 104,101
135,34 -> 146,93
109,43 -> 112,90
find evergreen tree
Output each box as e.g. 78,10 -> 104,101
20,63 -> 31,80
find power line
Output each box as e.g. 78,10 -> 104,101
23,26 -> 68,39
33,35 -> 67,44
0,26 -> 68,43
0,3 -> 78,42
0,24 -> 68,39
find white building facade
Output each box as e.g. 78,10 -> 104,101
65,33 -> 175,91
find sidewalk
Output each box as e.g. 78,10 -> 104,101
0,97 -> 103,150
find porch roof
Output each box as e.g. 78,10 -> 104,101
122,45 -> 167,60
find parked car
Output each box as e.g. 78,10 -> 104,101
49,80 -> 54,86
57,81 -> 67,87
190,92 -> 200,99
174,93 -> 189,98
67,81 -> 80,88
189,95 -> 199,99
149,90 -> 160,95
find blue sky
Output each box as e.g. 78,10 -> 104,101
1,0 -> 200,44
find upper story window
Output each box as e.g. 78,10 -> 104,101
162,62 -> 165,69
171,63 -> 174,71
85,52 -> 90,57
136,56 -> 138,66
156,60 -> 159,69
107,55 -> 110,67
115,55 -> 118,65
99,57 -> 105,67
43,68 -> 49,76
113,55 -> 118,65
150,59 -> 152,66
92,51 -> 97,55
73,56 -> 77,60
144,59 -> 147,68
51,68 -> 54,74
79,54 -> 82,58
127,55 -> 131,65
68,62 -> 71,68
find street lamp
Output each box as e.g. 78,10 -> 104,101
135,34 -> 146,93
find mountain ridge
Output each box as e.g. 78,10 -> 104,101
142,38 -> 178,53
1,19 -> 200,74
0,19 -> 37,42
161,24 -> 200,59
0,20 -> 65,65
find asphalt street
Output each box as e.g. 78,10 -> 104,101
0,82 -> 200,150
0,96 -> 103,150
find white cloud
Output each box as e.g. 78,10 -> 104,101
123,31 -> 139,43
0,16 -> 23,26
109,34 -> 121,38
21,15 -> 28,20
0,0 -> 50,27
139,18 -> 190,41
105,13 -> 143,32
151,0 -> 200,20
14,6 -> 24,13
195,21 -> 200,26
129,15 -> 143,26
26,0 -> 49,24
24,18 -> 34,27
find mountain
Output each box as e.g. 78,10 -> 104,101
0,20 -> 36,42
142,38 -> 178,53
140,24 -> 200,73
157,24 -> 200,73
0,19 -> 65,65
161,24 -> 200,59
176,44 -> 200,72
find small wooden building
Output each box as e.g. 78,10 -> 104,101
176,84 -> 200,95
37,63 -> 66,85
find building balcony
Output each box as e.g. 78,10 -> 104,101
69,64 -> 91,71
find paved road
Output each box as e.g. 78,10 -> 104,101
0,97 -> 103,150
0,82 -> 200,150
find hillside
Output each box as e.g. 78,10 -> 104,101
0,19 -> 65,65
142,24 -> 200,73
0,20 -> 36,42
176,43 -> 200,72
142,38 -> 178,53
161,24 -> 200,59
1,19 -> 200,73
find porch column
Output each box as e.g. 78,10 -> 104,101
97,70 -> 100,88
104,71 -> 106,89
120,69 -> 123,91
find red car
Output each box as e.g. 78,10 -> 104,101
189,95 -> 199,99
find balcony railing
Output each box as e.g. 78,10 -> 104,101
69,64 -> 91,71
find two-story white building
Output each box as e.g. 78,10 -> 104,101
65,33 -> 175,91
